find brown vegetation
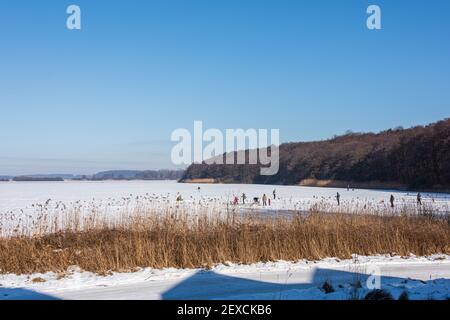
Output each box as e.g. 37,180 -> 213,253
1,207 -> 448,275
183,178 -> 218,184
298,179 -> 408,190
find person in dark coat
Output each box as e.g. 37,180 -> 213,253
390,194 -> 395,208
336,192 -> 341,206
417,192 -> 422,206
242,193 -> 247,204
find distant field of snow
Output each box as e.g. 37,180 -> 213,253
1,254 -> 449,300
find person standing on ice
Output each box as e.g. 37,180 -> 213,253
272,189 -> 276,200
390,194 -> 395,208
241,193 -> 247,204
262,194 -> 267,206
417,192 -> 422,206
336,192 -> 340,206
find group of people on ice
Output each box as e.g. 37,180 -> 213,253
387,192 -> 423,208
233,189 -> 277,206
334,191 -> 424,207
180,187 -> 426,208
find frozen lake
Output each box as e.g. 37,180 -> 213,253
1,180 -> 449,215
0,180 -> 449,236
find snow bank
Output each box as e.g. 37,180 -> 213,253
1,254 -> 449,300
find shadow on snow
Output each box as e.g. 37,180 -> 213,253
0,287 -> 60,300
161,267 -> 448,300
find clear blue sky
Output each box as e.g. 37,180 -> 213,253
1,0 -> 449,175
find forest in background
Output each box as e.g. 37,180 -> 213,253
182,119 -> 450,191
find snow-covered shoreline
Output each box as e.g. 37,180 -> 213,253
1,254 -> 449,300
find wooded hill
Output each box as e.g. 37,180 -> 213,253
181,119 -> 450,191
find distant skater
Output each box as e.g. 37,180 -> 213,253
273,189 -> 276,200
262,194 -> 267,206
336,192 -> 340,206
241,193 -> 247,204
390,194 -> 395,208
347,184 -> 350,191
233,196 -> 239,205
268,198 -> 271,206
417,192 -> 422,206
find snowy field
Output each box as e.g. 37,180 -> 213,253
1,254 -> 449,300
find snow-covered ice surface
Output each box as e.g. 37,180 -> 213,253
1,255 -> 449,300
1,180 -> 450,212
1,181 -> 449,231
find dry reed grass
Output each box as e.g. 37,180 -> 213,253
0,206 -> 449,275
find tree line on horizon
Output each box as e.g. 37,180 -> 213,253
1,170 -> 185,182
